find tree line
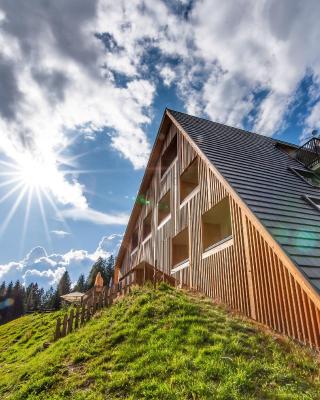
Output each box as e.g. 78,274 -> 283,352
0,255 -> 114,325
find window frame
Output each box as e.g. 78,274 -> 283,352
158,190 -> 171,226
290,167 -> 320,188
142,212 -> 152,242
179,157 -> 199,205
201,196 -> 233,254
172,227 -> 189,269
131,228 -> 139,253
160,135 -> 178,179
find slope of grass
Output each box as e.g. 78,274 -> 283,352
0,284 -> 320,400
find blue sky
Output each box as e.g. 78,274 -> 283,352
0,0 -> 320,288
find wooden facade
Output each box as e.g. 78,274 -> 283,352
114,110 -> 320,349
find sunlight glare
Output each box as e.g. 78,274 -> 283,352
18,156 -> 51,189
0,147 -> 97,242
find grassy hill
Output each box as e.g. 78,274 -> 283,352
0,284 -> 320,400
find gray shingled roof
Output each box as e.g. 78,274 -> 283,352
169,109 -> 320,293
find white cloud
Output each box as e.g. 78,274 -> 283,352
1,0 -> 320,216
0,235 -> 120,289
23,267 -> 65,289
51,230 -> 71,238
96,234 -> 123,255
304,100 -> 320,140
59,207 -> 129,225
174,0 -> 320,136
159,65 -> 176,87
0,0 -> 163,212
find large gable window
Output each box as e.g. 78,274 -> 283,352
291,168 -> 320,188
158,190 -> 171,225
180,158 -> 199,203
161,135 -> 177,177
142,212 -> 152,240
202,197 -> 232,252
172,227 -> 189,268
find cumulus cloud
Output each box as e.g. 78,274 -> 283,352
51,230 -> 71,238
0,235 -> 121,289
96,234 -> 123,254
94,0 -> 320,139
0,0 -> 160,213
1,0 -> 320,217
59,208 -> 129,225
159,65 -> 176,87
174,0 -> 320,136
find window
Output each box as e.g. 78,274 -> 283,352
305,195 -> 320,211
172,227 -> 189,267
161,135 -> 177,177
180,158 -> 199,203
142,212 -> 152,240
202,197 -> 232,252
158,191 -> 170,225
291,168 -> 320,188
131,228 -> 138,250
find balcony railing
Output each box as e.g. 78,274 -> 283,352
295,138 -> 320,171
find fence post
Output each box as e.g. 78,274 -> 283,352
54,317 -> 61,341
101,292 -> 104,308
75,306 -> 80,329
81,305 -> 85,325
68,309 -> 74,334
92,288 -> 96,310
86,305 -> 91,321
61,314 -> 68,337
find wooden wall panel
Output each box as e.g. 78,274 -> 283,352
246,217 -> 320,348
116,120 -> 320,349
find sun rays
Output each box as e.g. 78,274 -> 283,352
0,155 -> 96,253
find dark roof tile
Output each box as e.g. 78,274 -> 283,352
169,109 -> 320,293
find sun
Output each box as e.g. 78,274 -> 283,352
17,156 -> 49,189
0,154 -> 72,246
0,148 -> 97,248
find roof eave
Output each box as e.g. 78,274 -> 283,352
115,109 -> 172,269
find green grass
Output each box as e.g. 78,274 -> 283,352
0,284 -> 320,399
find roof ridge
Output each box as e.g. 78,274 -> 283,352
167,108 -> 298,148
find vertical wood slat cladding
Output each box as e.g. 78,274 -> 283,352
117,120 -> 320,349
246,218 -> 320,348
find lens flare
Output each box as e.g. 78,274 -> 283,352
0,298 -> 14,310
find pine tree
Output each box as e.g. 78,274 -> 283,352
6,281 -> 13,297
2,281 -> 13,322
105,255 -> 115,287
86,257 -> 108,289
25,283 -> 33,311
52,288 -> 61,310
12,281 -> 25,319
42,287 -> 55,310
0,281 -> 6,325
25,283 -> 42,312
73,274 -> 86,292
57,271 -> 71,296
38,287 -> 45,310
0,281 -> 5,297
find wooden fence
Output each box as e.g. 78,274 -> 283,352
53,286 -> 114,341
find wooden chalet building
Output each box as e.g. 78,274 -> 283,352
114,109 -> 320,349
